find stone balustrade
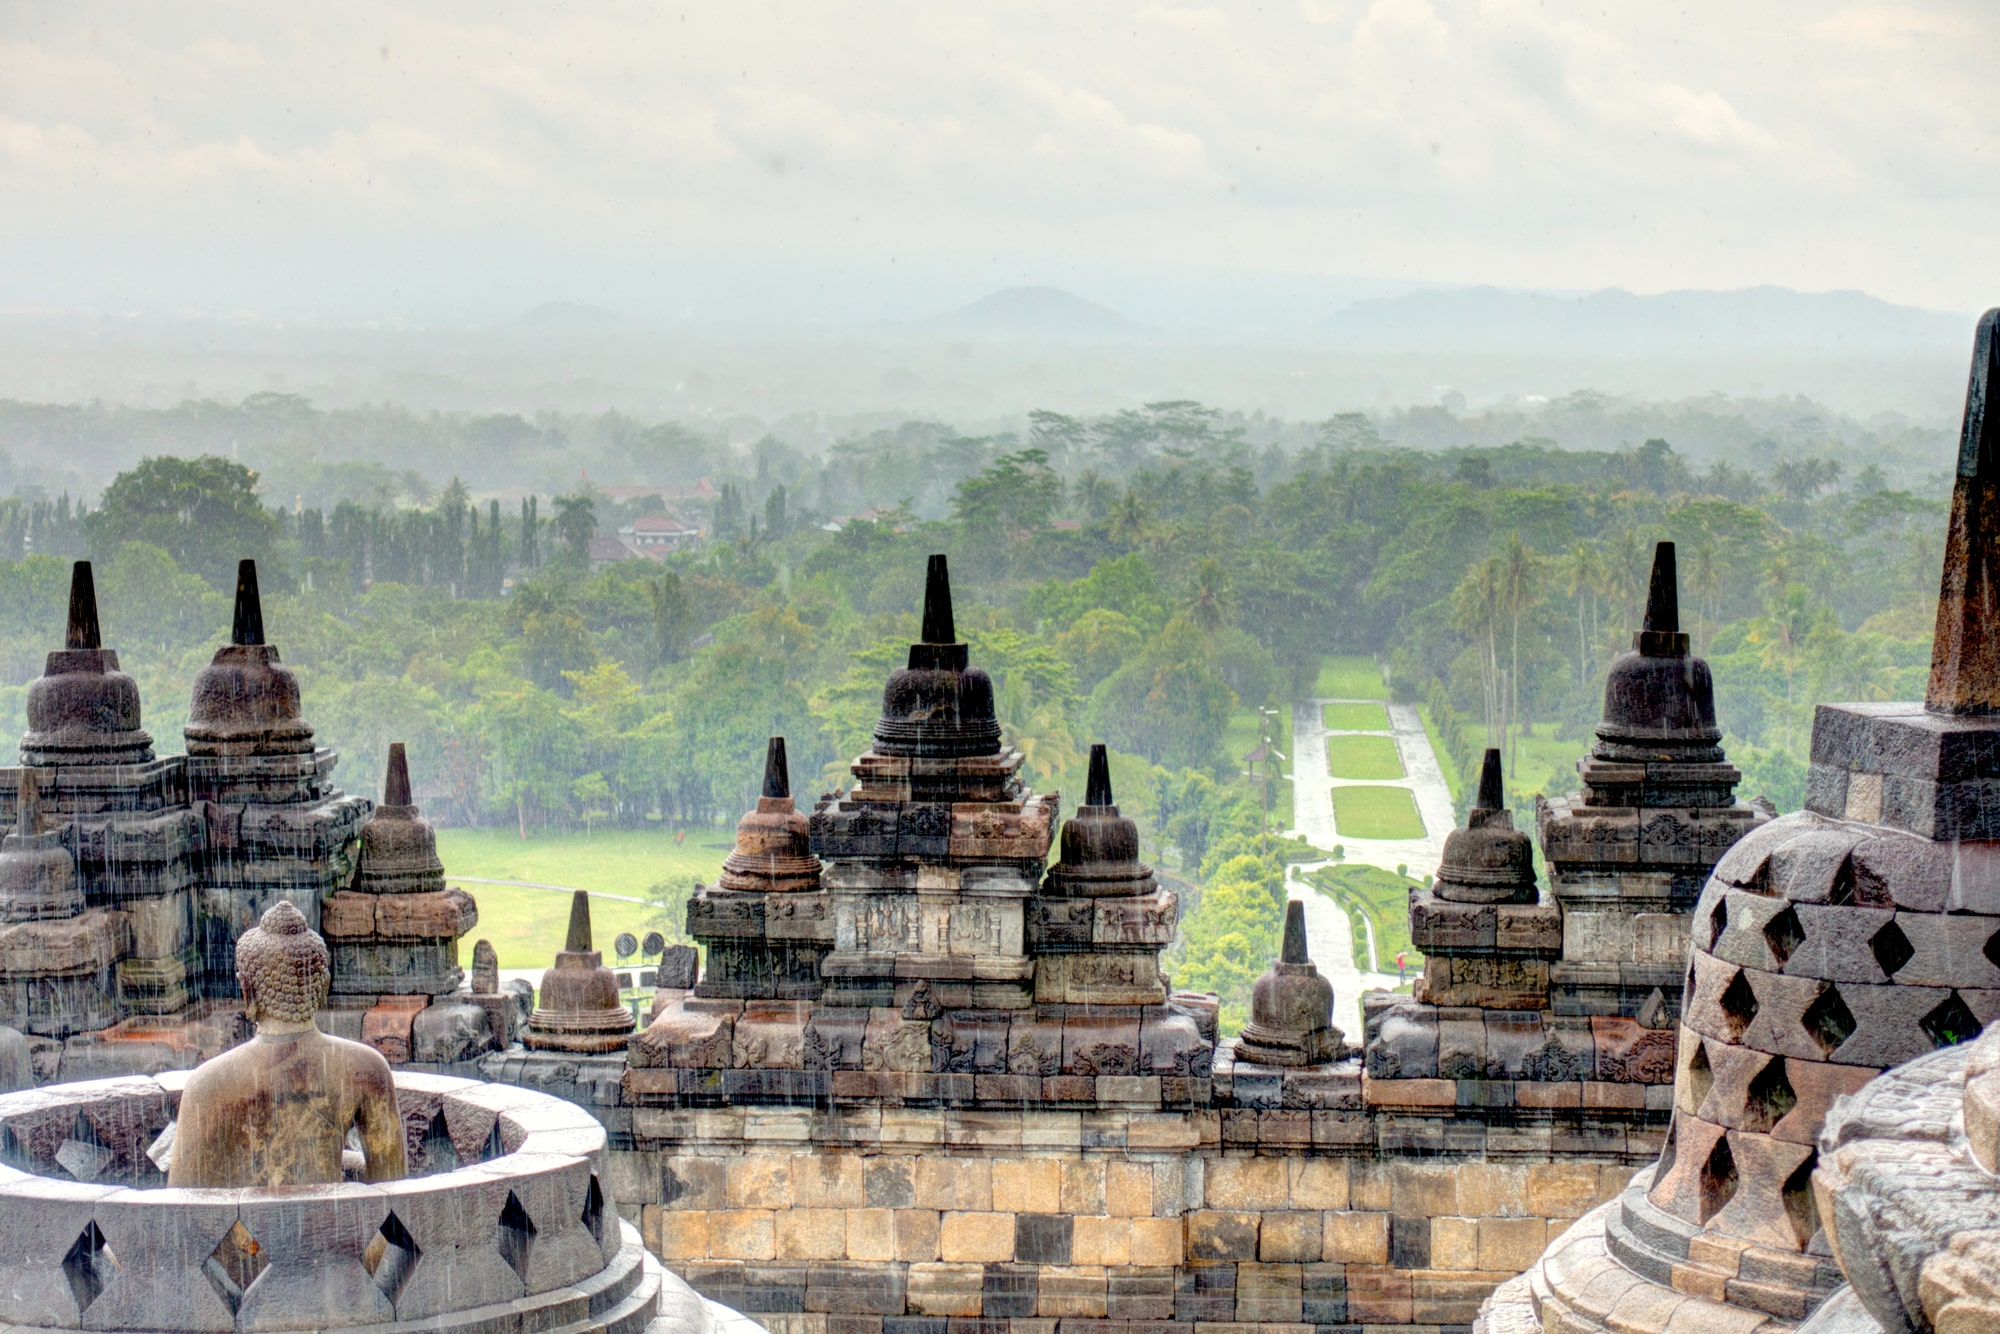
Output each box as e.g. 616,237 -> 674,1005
0,1070 -> 748,1334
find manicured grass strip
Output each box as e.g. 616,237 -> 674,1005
1326,734 -> 1404,780
1309,863 -> 1424,973
1322,702 -> 1390,731
1314,655 -> 1390,700
1331,785 -> 1426,840
435,828 -> 727,971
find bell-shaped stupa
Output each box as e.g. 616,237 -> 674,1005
184,559 -> 313,756
20,561 -> 152,767
1234,901 -> 1341,1067
526,890 -> 635,1053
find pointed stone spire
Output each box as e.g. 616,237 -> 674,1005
1636,542 -> 1689,657
383,742 -> 412,807
1474,748 -> 1504,812
1280,899 -> 1310,964
1928,308 -> 2000,714
565,889 -> 593,953
1085,743 -> 1114,808
761,736 -> 790,800
66,561 -> 100,651
921,553 -> 956,644
230,559 -> 265,647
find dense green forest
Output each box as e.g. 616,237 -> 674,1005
0,392 -> 1958,1025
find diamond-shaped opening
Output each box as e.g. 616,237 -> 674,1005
63,1221 -> 116,1315
582,1174 -> 607,1246
1870,919 -> 1915,979
1762,906 -> 1804,967
1698,1133 -> 1739,1224
418,1110 -> 458,1175
1920,990 -> 1981,1049
498,1190 -> 537,1282
1685,1041 -> 1714,1110
203,1221 -> 266,1316
368,1211 -> 421,1304
1744,1056 -> 1798,1133
1709,899 -> 1729,950
1802,983 -> 1856,1057
1985,928 -> 2000,973
1653,1115 -> 1679,1185
1718,969 -> 1759,1039
1829,857 -> 1857,906
481,1118 -> 507,1162
1780,1152 -> 1818,1250
0,1124 -> 30,1171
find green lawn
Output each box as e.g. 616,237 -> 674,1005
1331,785 -> 1427,840
1461,724 -> 1584,804
1322,702 -> 1390,731
1326,734 -> 1404,780
1314,656 -> 1390,700
1308,863 -> 1423,976
436,828 -> 727,972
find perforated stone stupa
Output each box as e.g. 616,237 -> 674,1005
1478,306 -> 2000,1333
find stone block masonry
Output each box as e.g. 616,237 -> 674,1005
626,1106 -> 1638,1332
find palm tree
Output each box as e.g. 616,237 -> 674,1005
1558,542 -> 1598,686
1691,539 -> 1721,655
1451,557 -> 1504,740
1188,558 -> 1234,635
1108,491 -> 1153,547
552,493 -> 597,563
1498,534 -> 1538,774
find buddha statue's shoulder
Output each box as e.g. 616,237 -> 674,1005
322,1030 -> 397,1088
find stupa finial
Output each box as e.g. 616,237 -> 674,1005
1474,748 -> 1504,812
565,889 -> 593,953
66,561 -> 100,651
1928,309 -> 2000,714
920,553 -> 956,644
1085,743 -> 1114,807
1642,541 -> 1678,634
761,736 -> 790,800
231,558 -> 265,646
1280,899 -> 1310,965
383,742 -> 411,807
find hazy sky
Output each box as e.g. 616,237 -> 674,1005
3,2 -> 1995,320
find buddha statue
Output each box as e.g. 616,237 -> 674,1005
168,900 -> 407,1188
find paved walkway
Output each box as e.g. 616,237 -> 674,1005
1285,692 -> 1457,1032
1294,698 -> 1453,880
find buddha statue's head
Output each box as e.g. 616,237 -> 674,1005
237,899 -> 330,1031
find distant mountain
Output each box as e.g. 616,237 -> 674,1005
517,301 -> 629,330
929,285 -> 1129,335
1318,285 -> 1969,354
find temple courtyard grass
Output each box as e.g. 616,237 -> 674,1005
1326,734 -> 1405,780
1331,785 -> 1427,840
1321,701 -> 1391,731
1314,656 -> 1390,700
435,827 -> 726,971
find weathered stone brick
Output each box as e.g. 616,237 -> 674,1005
918,1158 -> 993,1211
1526,1163 -> 1604,1218
908,1263 -> 985,1317
1429,1216 -> 1478,1271
848,1208 -> 896,1263
1204,1157 -> 1289,1210
1187,1211 -> 1259,1261
1105,1159 -> 1155,1216
1061,1157 -> 1107,1214
1036,1268 -> 1108,1318
711,1209 -> 777,1260
1344,1266 -> 1412,1325
1287,1159 -> 1348,1210
1390,1163 -> 1458,1218
993,1158 -> 1063,1213
1130,1217 -> 1182,1267
1477,1217 -> 1548,1273
941,1211 -> 1017,1263
1321,1212 -> 1389,1264
1072,1215 -> 1132,1266
1015,1213 -> 1073,1265
1257,1212 -> 1322,1263
729,1155 -> 795,1208
778,1209 -> 849,1261
1453,1163 -> 1528,1218
651,1205 -> 711,1259
896,1209 -> 942,1262
795,1154 -> 869,1209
